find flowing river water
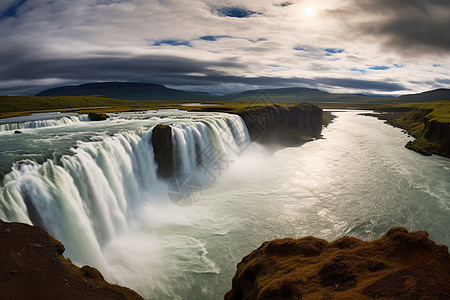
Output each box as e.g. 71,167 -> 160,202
0,109 -> 449,299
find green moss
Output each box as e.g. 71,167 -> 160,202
394,101 -> 450,123
389,101 -> 450,157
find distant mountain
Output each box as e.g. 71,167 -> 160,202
223,87 -> 394,103
223,87 -> 329,101
36,82 -> 219,101
397,88 -> 450,102
36,83 -> 384,103
36,82 -> 450,103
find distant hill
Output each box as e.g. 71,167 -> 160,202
36,83 -> 388,103
223,87 -> 395,103
397,88 -> 450,102
223,87 -> 329,101
36,82 -> 220,101
36,82 -> 450,104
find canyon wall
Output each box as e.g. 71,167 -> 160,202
390,108 -> 450,157
237,103 -> 323,145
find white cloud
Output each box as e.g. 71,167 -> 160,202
0,0 -> 448,95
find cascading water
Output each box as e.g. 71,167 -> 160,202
0,114 -> 90,132
0,110 -> 250,293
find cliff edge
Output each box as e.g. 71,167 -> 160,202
368,101 -> 450,158
225,227 -> 450,300
389,103 -> 450,157
0,219 -> 143,300
238,103 -> 323,145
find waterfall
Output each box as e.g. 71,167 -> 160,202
0,115 -> 90,132
0,112 -> 250,272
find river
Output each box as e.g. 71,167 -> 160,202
0,110 -> 449,299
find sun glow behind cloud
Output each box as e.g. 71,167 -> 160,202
304,6 -> 317,17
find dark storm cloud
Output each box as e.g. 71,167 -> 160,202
0,84 -> 45,96
334,0 -> 450,55
316,78 -> 405,92
436,78 -> 450,85
0,55 -> 245,82
0,48 -> 405,95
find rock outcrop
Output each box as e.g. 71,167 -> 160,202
225,227 -> 450,300
238,103 -> 323,145
151,124 -> 174,179
0,219 -> 143,300
390,108 -> 450,158
88,112 -> 110,121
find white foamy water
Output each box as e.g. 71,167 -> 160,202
0,110 -> 448,299
0,114 -> 90,132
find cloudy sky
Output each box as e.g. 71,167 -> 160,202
0,0 -> 449,96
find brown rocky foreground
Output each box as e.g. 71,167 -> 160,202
0,219 -> 143,300
225,227 -> 450,300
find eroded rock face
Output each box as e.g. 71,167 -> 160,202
151,124 -> 173,179
239,103 -> 323,146
0,219 -> 143,300
225,227 -> 450,300
390,108 -> 450,158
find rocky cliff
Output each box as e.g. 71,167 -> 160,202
390,106 -> 450,157
238,103 -> 323,145
151,124 -> 174,179
0,219 -> 143,300
225,227 -> 450,300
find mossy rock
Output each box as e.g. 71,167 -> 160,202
88,112 -> 109,121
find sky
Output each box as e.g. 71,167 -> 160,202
0,0 -> 449,96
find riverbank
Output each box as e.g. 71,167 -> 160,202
365,101 -> 450,158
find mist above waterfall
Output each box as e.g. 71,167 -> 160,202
0,110 -> 251,279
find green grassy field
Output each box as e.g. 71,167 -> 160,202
0,94 -> 391,119
0,95 -> 232,118
394,101 -> 450,123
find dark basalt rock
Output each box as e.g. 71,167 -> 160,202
238,103 -> 323,146
0,219 -> 143,300
151,124 -> 173,179
14,130 -> 22,134
88,112 -> 109,121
